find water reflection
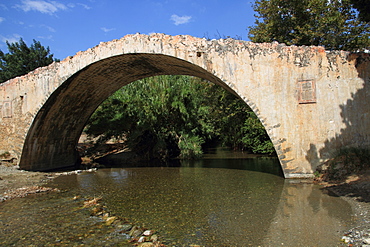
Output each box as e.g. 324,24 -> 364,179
262,181 -> 352,246
64,166 -> 351,246
70,167 -> 284,246
181,157 -> 283,176
0,153 -> 354,246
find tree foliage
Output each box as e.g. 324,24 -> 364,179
85,75 -> 275,162
0,38 -> 58,83
248,0 -> 370,51
212,87 -> 275,153
86,76 -> 215,161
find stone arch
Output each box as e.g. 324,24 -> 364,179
19,53 -> 267,172
1,33 -> 367,178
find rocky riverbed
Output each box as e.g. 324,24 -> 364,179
1,163 -> 370,246
0,164 -> 56,199
319,170 -> 370,246
0,164 -> 166,246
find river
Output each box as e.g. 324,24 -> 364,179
0,149 -> 353,246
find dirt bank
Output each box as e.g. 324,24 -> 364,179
0,164 -> 57,199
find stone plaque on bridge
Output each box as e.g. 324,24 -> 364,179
298,80 -> 316,104
2,101 -> 12,118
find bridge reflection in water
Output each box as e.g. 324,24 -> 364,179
0,156 -> 353,246
63,153 -> 352,246
262,181 -> 352,246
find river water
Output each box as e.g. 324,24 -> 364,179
0,149 -> 353,246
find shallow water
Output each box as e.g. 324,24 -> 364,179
0,154 -> 354,246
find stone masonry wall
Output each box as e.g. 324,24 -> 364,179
0,33 -> 369,177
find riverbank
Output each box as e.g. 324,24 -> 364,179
1,164 -> 369,246
333,190 -> 370,246
0,164 -> 57,200
317,168 -> 370,246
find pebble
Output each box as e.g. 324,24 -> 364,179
138,236 -> 146,243
129,226 -> 143,238
150,234 -> 158,242
0,186 -> 58,202
105,216 -> 117,225
82,196 -> 162,245
143,230 -> 153,236
138,243 -> 155,247
56,168 -> 97,176
342,227 -> 370,246
341,236 -> 351,243
117,224 -> 133,231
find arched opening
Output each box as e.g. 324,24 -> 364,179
80,74 -> 281,175
19,53 -> 280,173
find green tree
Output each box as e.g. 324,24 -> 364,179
241,112 -> 275,154
86,76 -> 218,161
85,75 -> 275,162
248,0 -> 370,51
0,38 -> 58,83
211,87 -> 275,154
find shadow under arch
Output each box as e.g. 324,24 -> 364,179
19,53 -> 276,172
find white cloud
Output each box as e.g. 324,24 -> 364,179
0,34 -> 22,44
0,4 -> 8,10
170,14 -> 192,25
15,0 -> 67,15
101,27 -> 115,33
77,3 -> 91,9
0,17 -> 5,23
40,24 -> 56,32
67,3 -> 91,10
37,34 -> 53,40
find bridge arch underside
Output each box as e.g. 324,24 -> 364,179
19,53 -> 278,173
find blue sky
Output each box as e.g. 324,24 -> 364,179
0,0 -> 256,60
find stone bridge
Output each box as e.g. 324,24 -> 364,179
0,33 -> 369,178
